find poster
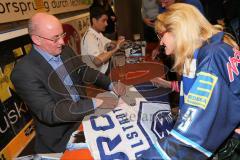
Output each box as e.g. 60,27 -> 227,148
63,13 -> 90,54
0,35 -> 34,158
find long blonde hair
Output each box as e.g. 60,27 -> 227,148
155,3 -> 238,75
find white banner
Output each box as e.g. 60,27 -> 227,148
0,0 -> 92,24
82,87 -> 174,159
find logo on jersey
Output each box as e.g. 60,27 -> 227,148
151,110 -> 174,139
185,72 -> 218,109
178,108 -> 197,132
227,48 -> 240,82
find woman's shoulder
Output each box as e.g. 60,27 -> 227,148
197,41 -> 239,81
199,41 -> 234,61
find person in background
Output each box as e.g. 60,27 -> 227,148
159,0 -> 204,14
90,0 -> 117,39
81,6 -> 124,75
141,0 -> 160,42
102,0 -> 117,39
143,3 -> 240,159
11,12 -> 125,153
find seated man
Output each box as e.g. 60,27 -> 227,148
11,12 -> 125,153
81,6 -> 125,75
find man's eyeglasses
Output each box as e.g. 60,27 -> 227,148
34,32 -> 66,43
156,31 -> 167,41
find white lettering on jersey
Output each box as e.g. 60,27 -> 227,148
227,48 -> 240,82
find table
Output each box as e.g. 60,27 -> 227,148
86,42 -> 163,97
110,61 -> 165,85
110,42 -> 163,84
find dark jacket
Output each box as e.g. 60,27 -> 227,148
11,46 -> 111,153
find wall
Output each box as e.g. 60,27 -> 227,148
114,0 -> 143,40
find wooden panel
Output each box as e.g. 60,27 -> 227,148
114,0 -> 143,40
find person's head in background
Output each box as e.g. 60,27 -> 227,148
28,12 -> 65,56
90,6 -> 108,33
155,3 -> 238,74
159,0 -> 176,8
159,0 -> 193,8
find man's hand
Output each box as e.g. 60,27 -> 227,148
94,93 -> 119,109
151,77 -> 171,88
112,80 -> 126,97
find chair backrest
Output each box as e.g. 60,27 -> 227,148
62,24 -> 81,55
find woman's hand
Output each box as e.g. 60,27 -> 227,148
235,128 -> 240,134
151,77 -> 171,88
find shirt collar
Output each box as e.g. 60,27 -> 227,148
209,31 -> 224,43
89,27 -> 102,39
34,45 -> 61,62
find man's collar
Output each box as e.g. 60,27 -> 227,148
89,27 -> 102,38
34,45 -> 61,62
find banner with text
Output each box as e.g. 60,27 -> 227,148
0,0 -> 92,23
0,35 -> 34,158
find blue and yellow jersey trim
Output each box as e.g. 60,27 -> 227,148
185,72 -> 218,109
171,130 -> 213,157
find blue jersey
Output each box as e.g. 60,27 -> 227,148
141,32 -> 240,160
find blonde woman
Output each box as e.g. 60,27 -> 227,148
146,3 -> 240,160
